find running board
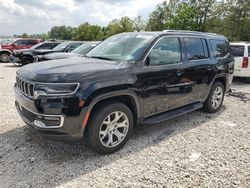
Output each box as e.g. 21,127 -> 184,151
142,102 -> 203,125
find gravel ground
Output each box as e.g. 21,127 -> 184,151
0,63 -> 250,188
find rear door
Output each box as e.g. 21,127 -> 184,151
182,37 -> 214,102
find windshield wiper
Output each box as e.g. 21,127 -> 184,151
86,56 -> 114,61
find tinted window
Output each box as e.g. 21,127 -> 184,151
65,43 -> 82,52
14,40 -> 26,45
248,46 -> 250,57
149,37 -> 181,66
210,39 -> 229,58
184,38 -> 208,60
230,45 -> 244,57
27,40 -> 38,45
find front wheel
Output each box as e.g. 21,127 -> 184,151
21,56 -> 34,65
202,82 -> 225,113
85,102 -> 134,154
0,52 -> 10,63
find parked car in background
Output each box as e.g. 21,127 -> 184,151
230,42 -> 250,82
20,41 -> 84,65
15,31 -> 234,154
42,41 -> 100,61
0,38 -> 41,62
10,42 -> 61,65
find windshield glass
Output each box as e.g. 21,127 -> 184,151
52,42 -> 71,51
72,42 -> 98,55
86,33 -> 155,61
31,42 -> 43,49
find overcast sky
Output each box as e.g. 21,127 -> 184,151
0,0 -> 165,36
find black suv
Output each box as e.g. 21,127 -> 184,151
14,31 -> 234,154
10,42 -> 61,65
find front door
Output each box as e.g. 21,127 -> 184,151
141,36 -> 196,117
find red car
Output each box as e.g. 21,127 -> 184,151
0,38 -> 41,62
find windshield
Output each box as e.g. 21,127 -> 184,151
52,42 -> 71,51
31,42 -> 43,49
86,33 -> 155,61
72,42 -> 98,55
1,39 -> 15,45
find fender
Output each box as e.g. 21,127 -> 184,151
203,73 -> 227,101
82,90 -> 141,127
0,49 -> 12,54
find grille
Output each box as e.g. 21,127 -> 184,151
16,76 -> 35,98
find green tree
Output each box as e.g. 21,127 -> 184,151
73,22 -> 104,41
22,33 -> 29,38
133,16 -> 146,31
167,3 -> 197,30
49,26 -> 75,40
105,16 -> 134,37
146,1 -> 172,31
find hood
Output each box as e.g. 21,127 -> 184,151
13,49 -> 32,54
17,57 -> 130,83
45,52 -> 80,60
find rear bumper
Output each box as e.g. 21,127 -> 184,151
233,68 -> 250,78
15,88 -> 87,141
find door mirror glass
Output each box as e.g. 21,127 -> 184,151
147,37 -> 181,66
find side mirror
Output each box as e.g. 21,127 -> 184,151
145,56 -> 150,66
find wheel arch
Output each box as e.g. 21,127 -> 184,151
0,49 -> 11,55
83,91 -> 140,128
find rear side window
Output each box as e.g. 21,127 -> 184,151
248,46 -> 250,57
210,39 -> 229,58
184,38 -> 208,60
230,45 -> 245,57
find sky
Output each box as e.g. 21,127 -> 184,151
0,0 -> 166,36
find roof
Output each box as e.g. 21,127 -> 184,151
123,30 -> 226,39
230,42 -> 250,45
162,30 -> 226,38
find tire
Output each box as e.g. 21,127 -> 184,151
202,82 -> 225,113
0,52 -> 10,63
245,77 -> 250,83
21,55 -> 34,66
85,102 -> 134,154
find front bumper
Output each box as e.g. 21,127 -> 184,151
15,87 -> 87,141
9,54 -> 21,64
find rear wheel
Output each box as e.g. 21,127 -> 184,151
245,77 -> 250,83
85,102 -> 134,154
0,52 -> 10,63
203,82 -> 225,113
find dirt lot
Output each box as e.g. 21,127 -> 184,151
0,63 -> 250,188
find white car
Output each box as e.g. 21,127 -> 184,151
230,42 -> 250,82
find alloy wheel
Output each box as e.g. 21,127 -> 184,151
211,86 -> 223,109
99,111 -> 129,148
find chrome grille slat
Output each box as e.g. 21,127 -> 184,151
15,76 -> 35,98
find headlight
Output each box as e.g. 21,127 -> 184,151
37,55 -> 45,59
34,83 -> 79,98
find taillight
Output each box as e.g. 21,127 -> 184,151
242,57 -> 249,68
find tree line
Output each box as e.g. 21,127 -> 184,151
20,0 -> 249,41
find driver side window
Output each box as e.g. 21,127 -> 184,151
148,37 -> 181,66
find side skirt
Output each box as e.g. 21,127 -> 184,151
142,102 -> 203,125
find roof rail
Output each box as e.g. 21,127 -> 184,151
162,29 -> 223,37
